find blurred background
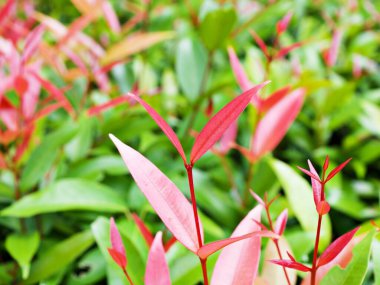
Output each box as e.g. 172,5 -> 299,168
0,0 -> 379,284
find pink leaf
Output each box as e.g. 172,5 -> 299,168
307,160 -> 322,207
22,25 -> 45,63
274,209 -> 288,236
109,134 -> 202,253
276,12 -> 293,36
252,88 -> 305,160
102,1 -> 121,33
211,206 -> 263,285
228,46 -> 252,91
325,158 -> 352,183
129,93 -> 187,163
217,121 -> 238,154
323,155 -> 329,174
145,232 -> 171,285
88,96 -> 131,116
259,86 -> 291,113
317,227 -> 359,267
250,30 -> 269,59
274,42 -> 303,59
191,82 -> 269,164
198,230 -> 277,260
0,0 -> 16,27
132,213 -> 154,247
316,201 -> 330,216
249,189 -> 265,207
21,74 -> 41,119
109,217 -> 127,268
323,29 -> 343,67
269,259 -> 311,272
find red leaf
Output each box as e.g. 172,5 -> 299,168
323,29 -> 343,67
145,232 -> 171,285
297,165 -> 321,182
259,86 -> 291,113
250,30 -> 269,59
276,12 -> 293,36
269,259 -> 311,272
191,82 -> 269,164
163,236 -> 177,252
228,46 -> 252,91
317,226 -> 359,267
22,25 -> 45,63
316,201 -> 330,216
211,206 -> 263,284
87,96 -> 131,116
129,93 -> 187,163
323,155 -> 329,174
274,209 -> 288,236
198,230 -> 277,260
325,158 -> 352,183
249,189 -> 265,207
108,248 -> 127,269
0,0 -> 16,27
307,160 -> 322,207
275,42 -> 303,59
109,217 -> 127,268
110,134 -> 202,253
132,213 -> 154,247
252,88 -> 305,160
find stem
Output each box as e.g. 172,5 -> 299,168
265,207 -> 291,285
185,164 -> 208,285
122,268 -> 134,285
311,214 -> 323,285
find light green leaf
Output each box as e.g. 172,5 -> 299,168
270,159 -> 332,249
1,179 -> 127,217
320,231 -> 375,285
176,38 -> 207,101
373,234 -> 380,285
5,232 -> 40,279
23,230 -> 94,284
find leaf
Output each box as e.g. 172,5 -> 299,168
274,209 -> 288,236
211,206 -> 263,285
250,30 -> 269,58
198,230 -> 276,260
199,6 -> 237,50
320,231 -> 375,285
22,25 -> 45,63
261,237 -> 297,285
373,234 -> 380,285
24,230 -> 94,284
270,159 -> 332,249
252,88 -> 305,160
269,259 -> 311,272
109,217 -> 127,268
101,32 -> 174,66
132,213 -> 154,247
307,160 -> 322,207
1,179 -> 127,217
102,1 -> 120,33
323,29 -> 343,67
145,232 -> 171,285
110,134 -> 202,253
259,86 -> 291,113
130,93 -> 186,163
316,201 -> 331,216
318,227 -> 360,267
228,46 -> 252,91
276,12 -> 292,35
5,232 -> 40,279
191,82 -> 269,164
325,158 -> 352,183
176,38 -> 207,101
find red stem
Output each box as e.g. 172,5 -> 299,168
185,164 -> 209,285
265,206 -> 291,285
122,268 -> 135,285
311,214 -> 322,285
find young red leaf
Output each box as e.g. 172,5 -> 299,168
250,30 -> 270,59
108,217 -> 127,268
198,230 -> 277,260
274,209 -> 288,236
163,236 -> 177,252
317,226 -> 360,267
145,232 -> 171,285
129,93 -> 187,163
191,81 -> 269,164
88,96 -> 131,116
211,206 -> 263,285
325,158 -> 352,183
296,165 -> 321,182
228,46 -> 252,91
274,42 -> 303,59
22,25 -> 45,63
307,160 -> 322,207
132,213 -> 154,247
249,189 -> 265,207
276,12 -> 293,36
110,134 -> 202,253
252,88 -> 305,160
323,29 -> 343,67
259,86 -> 291,113
323,155 -> 330,174
316,201 -> 330,216
269,259 -> 311,272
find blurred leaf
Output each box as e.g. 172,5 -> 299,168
24,230 -> 94,284
5,232 -> 40,279
176,38 -> 207,101
1,179 -> 127,217
373,234 -> 380,285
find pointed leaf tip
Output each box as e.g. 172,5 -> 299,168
325,158 -> 352,183
274,209 -> 288,236
269,259 -> 312,272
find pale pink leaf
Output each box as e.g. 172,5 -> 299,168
274,209 -> 288,236
22,74 -> 41,119
191,82 -> 269,164
129,93 -> 187,163
102,1 -> 121,33
198,230 -> 277,260
217,120 -> 238,154
109,134 -> 202,253
307,160 -> 322,207
145,232 -> 171,285
22,25 -> 45,63
109,217 -> 127,268
211,205 -> 263,285
252,88 -> 305,160
324,29 -> 343,67
228,46 -> 252,91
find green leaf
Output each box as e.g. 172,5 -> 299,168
199,5 -> 237,50
270,159 -> 332,249
373,234 -> 380,285
91,217 -> 145,285
5,232 -> 40,279
1,179 -> 127,217
23,230 -> 94,284
20,121 -> 78,191
176,38 -> 207,101
320,231 -> 375,285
